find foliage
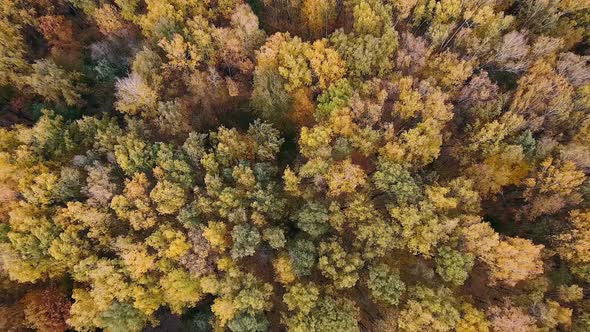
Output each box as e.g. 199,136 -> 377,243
435,246 -> 475,286
367,263 -> 406,306
2,1 -> 590,330
21,288 -> 71,332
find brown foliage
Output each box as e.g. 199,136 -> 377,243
21,288 -> 71,332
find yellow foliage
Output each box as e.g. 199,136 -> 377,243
273,253 -> 296,284
283,166 -> 301,195
456,303 -> 489,332
394,76 -> 423,119
211,297 -> 236,327
299,125 -> 332,158
306,39 -> 346,90
328,108 -> 357,137
326,159 -> 367,196
558,210 -> 590,263
203,221 -> 230,250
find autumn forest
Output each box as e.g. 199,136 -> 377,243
2,0 -> 590,331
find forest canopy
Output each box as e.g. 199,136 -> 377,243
2,0 -> 590,331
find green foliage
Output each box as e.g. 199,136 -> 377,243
288,238 -> 317,277
435,246 -> 475,286
316,79 -> 353,119
373,159 -> 422,204
97,303 -> 147,332
574,313 -> 590,332
251,69 -> 292,123
26,59 -> 86,106
262,227 -> 285,249
293,202 -> 330,237
283,282 -> 319,314
282,296 -> 359,332
114,135 -> 157,176
227,313 -> 269,332
231,224 -> 261,259
367,263 -> 406,306
318,240 -> 363,289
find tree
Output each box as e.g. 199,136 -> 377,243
288,238 -> 317,277
488,301 -> 537,332
21,288 -> 71,332
273,252 -> 296,284
425,51 -> 473,92
381,119 -> 449,169
93,4 -> 127,36
231,224 -> 261,259
558,210 -> 590,263
227,312 -> 269,332
25,59 -> 86,106
330,27 -> 398,79
463,219 -> 544,286
256,33 -> 311,93
523,158 -> 585,219
312,297 -> 359,332
398,286 -> 460,332
456,303 -> 489,332
574,313 -> 590,332
394,76 -> 423,119
302,0 -> 337,38
83,162 -> 119,207
251,68 -> 292,123
318,240 -> 363,289
114,136 -> 156,176
37,15 -> 80,61
315,79 -> 353,119
467,145 -> 529,197
353,1 -> 386,36
495,30 -> 530,73
150,180 -> 187,214
282,296 -> 359,332
305,39 -> 346,90
146,224 -> 191,260
367,263 -> 406,306
115,73 -> 159,117
156,100 -> 192,137
511,60 -> 574,132
203,221 -> 230,251
396,32 -> 429,75
111,173 -> 158,230
262,227 -> 285,249
97,302 -> 147,332
0,19 -> 28,87
457,71 -> 499,110
283,282 -> 319,314
160,268 -> 203,314
115,237 -> 155,280
558,284 -> 584,303
456,4 -> 513,58
557,52 -> 590,87
435,246 -> 474,286
252,32 -> 346,124
373,158 -> 422,204
488,237 -> 544,286
293,201 -> 329,237
389,203 -> 448,257
1,203 -> 64,283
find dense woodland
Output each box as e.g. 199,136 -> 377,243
2,0 -> 590,331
